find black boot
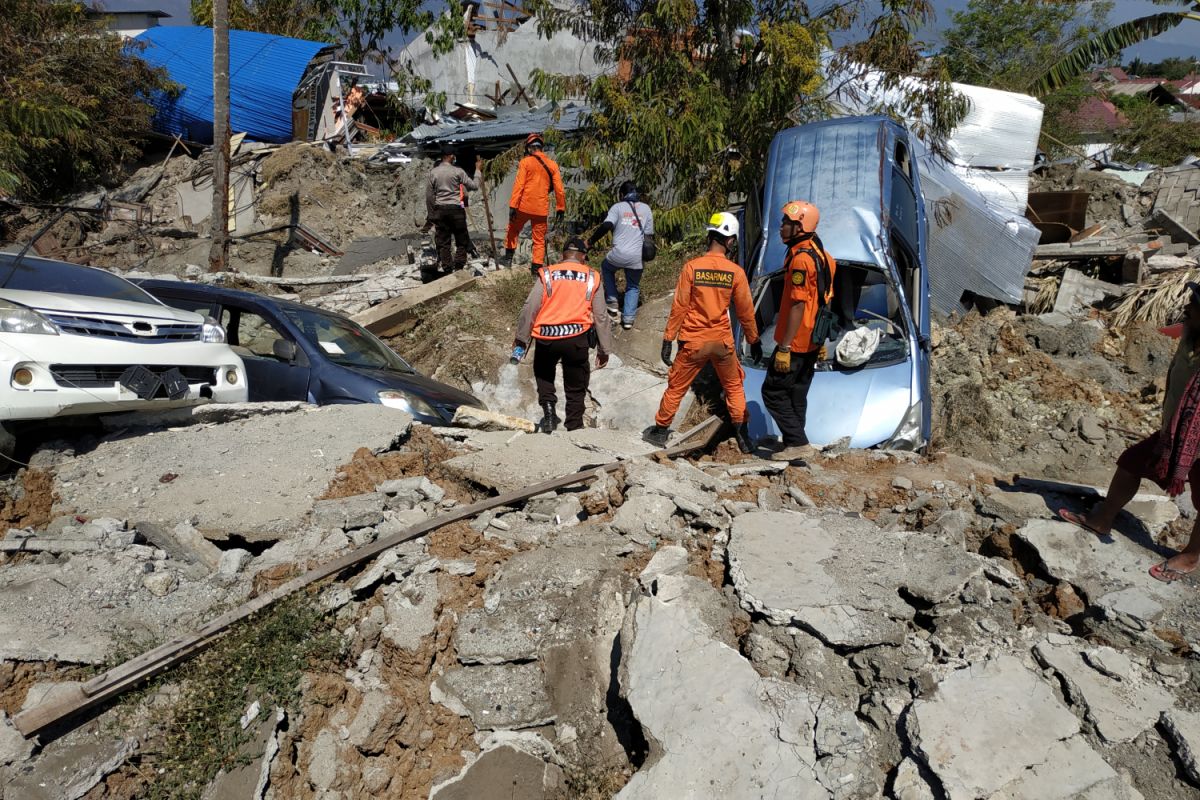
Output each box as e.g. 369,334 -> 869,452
539,402 -> 560,434
642,425 -> 670,448
734,421 -> 754,454
530,262 -> 543,277
501,248 -> 515,267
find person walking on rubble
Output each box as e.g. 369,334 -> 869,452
513,237 -> 611,433
1058,281 -> 1200,582
504,133 -> 566,276
762,200 -> 836,463
642,212 -> 763,453
424,143 -> 481,283
587,180 -> 655,330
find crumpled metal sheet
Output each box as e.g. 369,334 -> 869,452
942,83 -> 1044,172
918,140 -> 1041,315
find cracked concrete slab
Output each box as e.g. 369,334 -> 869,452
1034,638 -> 1174,743
443,430 -> 651,492
727,511 -> 984,647
1161,708 -> 1200,787
432,662 -> 553,730
1015,520 -> 1178,605
53,405 -> 412,541
908,655 -> 1139,800
615,591 -> 826,799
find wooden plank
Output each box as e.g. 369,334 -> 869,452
13,418 -> 721,738
352,270 -> 478,336
505,63 -> 536,109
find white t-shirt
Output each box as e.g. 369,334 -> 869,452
603,201 -> 654,270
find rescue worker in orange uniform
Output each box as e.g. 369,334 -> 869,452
504,133 -> 566,275
642,212 -> 763,453
763,200 -> 836,462
514,238 -> 612,433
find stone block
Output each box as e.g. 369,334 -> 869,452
432,663 -> 553,730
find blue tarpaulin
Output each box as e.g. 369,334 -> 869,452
134,26 -> 332,144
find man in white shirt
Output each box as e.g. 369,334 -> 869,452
587,181 -> 654,330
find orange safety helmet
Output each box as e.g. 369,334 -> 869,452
781,200 -> 819,234
525,133 -> 545,148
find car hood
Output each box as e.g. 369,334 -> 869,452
744,359 -> 914,448
341,365 -> 483,409
0,289 -> 199,322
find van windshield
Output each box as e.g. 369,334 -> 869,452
744,262 -> 909,370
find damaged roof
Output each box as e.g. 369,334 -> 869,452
134,26 -> 335,144
404,102 -> 589,145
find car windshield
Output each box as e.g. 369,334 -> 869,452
0,254 -> 159,305
745,262 -> 910,370
283,307 -> 415,373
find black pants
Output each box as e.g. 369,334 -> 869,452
762,350 -> 820,446
533,333 -> 590,430
429,204 -> 472,277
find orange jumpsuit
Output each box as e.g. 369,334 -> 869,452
505,152 -> 566,266
655,253 -> 760,425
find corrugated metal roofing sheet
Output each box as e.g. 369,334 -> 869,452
134,26 -> 332,144
404,103 -> 589,144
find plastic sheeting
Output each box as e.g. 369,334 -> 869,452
134,26 -> 333,144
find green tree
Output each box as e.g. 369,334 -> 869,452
0,0 -> 172,199
1111,94 -> 1200,164
942,0 -> 1111,91
525,0 -> 966,235
940,0 -> 1112,154
191,0 -> 434,62
1037,1 -> 1200,94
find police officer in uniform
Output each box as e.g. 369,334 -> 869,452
513,238 -> 612,432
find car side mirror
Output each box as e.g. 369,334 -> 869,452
273,339 -> 298,362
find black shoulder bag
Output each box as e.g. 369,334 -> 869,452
627,201 -> 657,263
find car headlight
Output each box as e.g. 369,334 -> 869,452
0,302 -> 57,335
882,399 -> 925,451
201,317 -> 227,343
378,390 -> 438,418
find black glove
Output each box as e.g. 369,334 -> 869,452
661,340 -> 674,367
749,340 -> 763,364
509,207 -> 517,222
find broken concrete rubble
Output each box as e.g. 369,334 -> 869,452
908,654 -> 1140,800
728,510 -> 983,648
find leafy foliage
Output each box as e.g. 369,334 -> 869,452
191,0 -> 435,62
1111,94 -> 1200,165
1035,3 -> 1200,95
0,0 -> 172,199
525,0 -> 964,236
1126,56 -> 1200,80
940,0 -> 1111,155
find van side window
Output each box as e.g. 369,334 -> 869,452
890,167 -> 919,248
894,141 -> 911,179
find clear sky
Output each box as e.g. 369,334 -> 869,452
120,0 -> 1200,63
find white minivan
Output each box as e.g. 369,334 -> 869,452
0,252 -> 247,441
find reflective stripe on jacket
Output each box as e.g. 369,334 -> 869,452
532,267 -> 598,340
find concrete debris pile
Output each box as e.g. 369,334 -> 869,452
1025,163 -> 1200,319
1,406 -> 1199,799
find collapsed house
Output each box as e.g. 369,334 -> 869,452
134,26 -> 367,146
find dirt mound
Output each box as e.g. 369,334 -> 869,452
1030,163 -> 1154,228
932,308 -> 1162,485
256,143 -> 429,248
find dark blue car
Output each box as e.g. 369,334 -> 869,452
137,280 -> 484,425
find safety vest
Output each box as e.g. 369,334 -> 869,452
532,265 -> 597,340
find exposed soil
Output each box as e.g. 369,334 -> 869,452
0,660 -> 88,715
320,426 -> 474,504
0,469 -> 58,531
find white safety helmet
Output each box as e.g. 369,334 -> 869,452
706,211 -> 739,239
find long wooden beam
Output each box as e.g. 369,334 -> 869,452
13,417 -> 721,738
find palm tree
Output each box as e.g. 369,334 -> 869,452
1036,1 -> 1200,94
